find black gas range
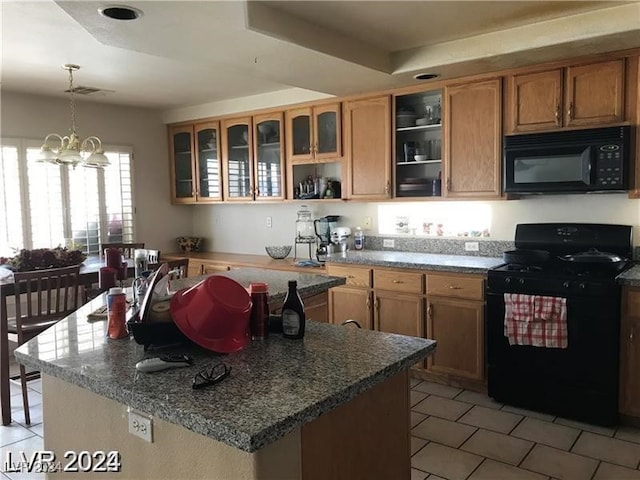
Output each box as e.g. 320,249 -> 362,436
486,223 -> 633,426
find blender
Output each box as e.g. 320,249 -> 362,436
314,215 -> 340,262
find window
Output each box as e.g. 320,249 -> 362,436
0,138 -> 135,257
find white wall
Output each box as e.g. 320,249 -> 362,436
1,91 -> 192,255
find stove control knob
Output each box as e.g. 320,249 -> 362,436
519,278 -> 525,285
563,281 -> 571,289
579,282 -> 587,290
504,277 -> 511,284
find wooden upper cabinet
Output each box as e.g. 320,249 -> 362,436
343,96 -> 391,199
253,112 -> 285,201
169,124 -> 196,204
193,121 -> 222,202
565,60 -> 625,128
221,116 -> 253,201
508,69 -> 562,133
444,77 -> 502,198
506,59 -> 626,133
286,102 -> 341,163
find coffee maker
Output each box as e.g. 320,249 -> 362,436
314,215 -> 340,262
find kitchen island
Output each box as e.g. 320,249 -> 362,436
15,268 -> 435,479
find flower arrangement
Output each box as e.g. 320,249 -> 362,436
0,247 -> 87,272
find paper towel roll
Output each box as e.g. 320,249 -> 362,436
149,300 -> 172,323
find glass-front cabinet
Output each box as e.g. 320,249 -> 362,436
222,114 -> 285,202
169,122 -> 222,204
253,112 -> 285,200
286,103 -> 341,163
394,90 -> 443,198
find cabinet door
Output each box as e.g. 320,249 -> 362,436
375,291 -> 423,338
169,125 -> 196,204
343,96 -> 391,199
304,292 -> 328,323
507,69 -> 562,133
620,288 -> 640,417
444,78 -> 502,198
253,112 -> 285,201
194,121 -> 222,202
426,297 -> 484,381
314,103 -> 342,160
328,287 -> 372,329
565,59 -> 625,128
286,107 -> 313,162
222,117 -> 253,201
201,262 -> 231,275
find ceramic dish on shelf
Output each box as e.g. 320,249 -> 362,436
414,154 -> 427,161
396,114 -> 416,128
415,118 -> 429,126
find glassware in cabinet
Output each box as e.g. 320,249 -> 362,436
254,113 -> 284,200
195,122 -> 222,201
222,119 -> 252,200
395,90 -> 443,198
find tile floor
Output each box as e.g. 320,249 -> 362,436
2,377 -> 640,479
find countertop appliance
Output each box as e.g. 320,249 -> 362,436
314,215 -> 340,262
330,227 -> 352,252
503,125 -> 631,194
486,222 -> 633,426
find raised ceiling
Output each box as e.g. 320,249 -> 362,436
1,1 -> 639,110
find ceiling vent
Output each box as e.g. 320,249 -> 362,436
65,86 -> 114,96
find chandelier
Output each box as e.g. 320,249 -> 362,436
37,64 -> 109,168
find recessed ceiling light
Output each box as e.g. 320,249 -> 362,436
413,73 -> 440,81
99,5 -> 143,21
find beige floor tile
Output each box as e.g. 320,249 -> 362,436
501,404 -> 556,422
572,431 -> 640,468
413,395 -> 473,421
511,417 -> 580,451
521,444 -> 598,480
468,459 -> 549,480
411,436 -> 428,456
593,462 -> 640,480
411,411 -> 428,428
458,405 -> 523,434
411,442 -> 483,480
615,425 -> 640,445
461,428 -> 533,465
425,476 -> 446,480
410,377 -> 421,388
0,424 -> 35,448
455,390 -> 504,410
554,417 -> 615,437
413,381 -> 463,399
412,416 -> 476,448
411,390 -> 428,407
411,468 -> 429,480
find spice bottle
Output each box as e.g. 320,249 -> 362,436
249,282 -> 269,340
354,227 -> 364,250
281,280 -> 305,339
107,287 -> 128,339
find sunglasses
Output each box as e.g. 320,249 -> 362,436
192,362 -> 231,390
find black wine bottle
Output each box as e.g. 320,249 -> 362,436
281,280 -> 305,339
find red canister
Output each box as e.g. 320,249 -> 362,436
249,282 -> 269,340
107,287 -> 128,339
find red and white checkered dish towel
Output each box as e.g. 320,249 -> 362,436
504,293 -> 568,348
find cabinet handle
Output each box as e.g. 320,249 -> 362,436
366,296 -> 371,309
347,275 -> 356,279
199,265 -> 204,275
255,187 -> 260,197
427,302 -> 433,320
374,297 -> 379,311
385,181 -> 390,195
631,326 -> 635,342
555,104 -> 561,124
392,280 -> 404,284
446,178 -> 452,192
448,285 -> 461,290
568,102 -> 574,120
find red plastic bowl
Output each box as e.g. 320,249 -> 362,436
170,275 -> 252,353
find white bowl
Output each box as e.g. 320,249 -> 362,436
415,118 -> 429,126
414,154 -> 427,161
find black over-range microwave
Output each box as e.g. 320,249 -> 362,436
503,125 -> 631,194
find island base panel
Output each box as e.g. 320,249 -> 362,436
42,375 -> 301,480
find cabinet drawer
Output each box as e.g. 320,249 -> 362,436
427,273 -> 484,300
327,265 -> 372,288
626,289 -> 640,317
374,269 -> 423,294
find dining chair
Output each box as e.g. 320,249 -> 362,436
146,249 -> 160,266
100,242 -> 145,259
9,265 -> 81,424
165,258 -> 189,278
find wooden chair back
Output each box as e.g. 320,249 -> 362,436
11,265 -> 81,344
146,249 -> 160,265
166,258 -> 189,278
100,242 -> 145,259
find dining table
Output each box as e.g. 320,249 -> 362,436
0,255 -> 135,425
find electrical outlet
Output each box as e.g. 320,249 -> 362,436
266,216 -> 272,228
383,239 -> 395,248
363,216 -> 372,228
128,408 -> 153,443
465,241 -> 479,252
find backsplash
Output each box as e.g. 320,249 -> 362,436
363,235 -> 512,258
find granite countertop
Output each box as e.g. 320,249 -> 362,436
616,264 -> 640,286
15,268 -> 435,453
326,250 -> 504,273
